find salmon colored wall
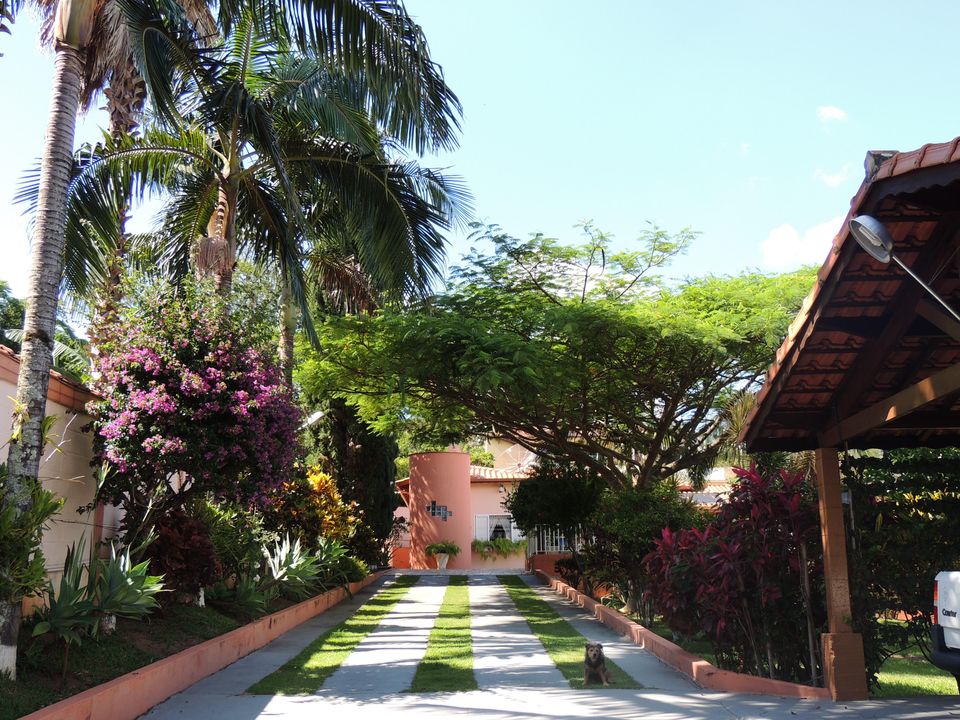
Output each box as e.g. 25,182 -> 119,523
471,551 -> 525,570
0,348 -> 120,612
408,452 -> 473,570
471,483 -> 510,515
391,546 -> 411,569
528,552 -> 570,576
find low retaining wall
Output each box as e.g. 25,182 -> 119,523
535,571 -> 830,700
24,572 -> 386,720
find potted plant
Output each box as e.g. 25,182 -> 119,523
425,541 -> 461,570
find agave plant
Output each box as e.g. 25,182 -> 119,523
90,541 -> 165,635
31,536 -> 165,680
262,535 -> 321,600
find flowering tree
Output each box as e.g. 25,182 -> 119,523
90,281 -> 301,549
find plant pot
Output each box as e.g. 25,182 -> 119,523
435,553 -> 450,570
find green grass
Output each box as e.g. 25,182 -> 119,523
248,575 -> 419,695
409,575 -> 477,692
498,575 -> 642,689
0,604 -> 241,720
873,655 -> 959,697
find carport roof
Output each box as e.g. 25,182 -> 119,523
742,136 -> 960,452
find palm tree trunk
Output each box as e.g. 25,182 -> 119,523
278,278 -> 299,386
1,43 -> 85,681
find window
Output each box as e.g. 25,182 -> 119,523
474,514 -> 524,542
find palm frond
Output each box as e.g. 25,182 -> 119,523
233,0 -> 462,153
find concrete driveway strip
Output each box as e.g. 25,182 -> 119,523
469,575 -> 567,688
141,571 -> 960,720
316,574 -> 448,696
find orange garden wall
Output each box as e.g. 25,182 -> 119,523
408,452 -> 474,570
23,573 -> 385,720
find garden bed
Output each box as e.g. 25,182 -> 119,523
535,571 -> 831,700
7,573 -> 383,720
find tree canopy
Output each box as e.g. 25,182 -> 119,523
302,224 -> 816,489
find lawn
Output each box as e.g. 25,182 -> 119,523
0,604 -> 241,720
873,655 -> 958,697
408,575 -> 477,692
248,575 -> 419,694
498,575 -> 642,689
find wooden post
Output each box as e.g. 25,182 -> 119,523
814,447 -> 868,701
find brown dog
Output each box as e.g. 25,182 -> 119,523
583,642 -> 612,687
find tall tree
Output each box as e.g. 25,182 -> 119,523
3,0 -> 462,679
307,226 -> 816,489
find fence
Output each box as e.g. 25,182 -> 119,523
527,525 -> 584,554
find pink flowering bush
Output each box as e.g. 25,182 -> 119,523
90,281 -> 301,547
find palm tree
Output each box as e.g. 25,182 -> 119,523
3,0 -> 461,680
57,26 -> 468,380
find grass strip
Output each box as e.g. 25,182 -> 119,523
498,575 -> 642,689
248,575 -> 419,695
408,575 -> 477,692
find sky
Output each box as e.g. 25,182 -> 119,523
4,1 -> 960,299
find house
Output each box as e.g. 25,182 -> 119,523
391,439 -> 535,570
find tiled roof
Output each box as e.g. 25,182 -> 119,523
468,465 -> 531,482
742,136 -> 960,451
0,344 -> 98,414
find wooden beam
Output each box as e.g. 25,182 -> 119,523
916,299 -> 960,341
814,448 -> 854,634
819,362 -> 960,447
830,216 -> 960,421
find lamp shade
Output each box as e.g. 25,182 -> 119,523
849,215 -> 893,264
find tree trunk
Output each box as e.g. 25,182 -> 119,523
0,602 -> 21,679
2,44 -> 84,681
278,278 -> 299,386
194,184 -> 238,293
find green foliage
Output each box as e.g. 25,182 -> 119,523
0,280 -> 25,351
843,448 -> 960,687
425,541 -> 460,557
505,460 -> 601,547
89,543 -> 165,631
302,399 -> 398,565
471,538 -> 526,559
306,226 -> 815,489
337,555 -> 369,583
32,542 -> 96,648
191,500 -> 274,580
262,536 -> 322,601
580,482 -> 704,622
31,538 -> 165,679
0,470 -> 63,603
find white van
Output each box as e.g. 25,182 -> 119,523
931,571 -> 960,685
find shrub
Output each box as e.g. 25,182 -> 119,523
338,555 -> 369,583
191,500 -> 273,579
472,538 -> 526,559
31,538 -> 164,678
263,467 -> 358,547
644,467 -> 825,684
144,511 -> 220,598
425,541 -> 460,557
580,482 -> 703,623
90,280 -> 301,550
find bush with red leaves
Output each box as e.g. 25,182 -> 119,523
644,466 -> 826,684
144,510 -> 221,598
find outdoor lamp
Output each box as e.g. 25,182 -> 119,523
849,214 -> 960,324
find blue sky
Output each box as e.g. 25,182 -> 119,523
3,1 -> 960,298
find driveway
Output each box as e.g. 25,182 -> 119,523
142,573 -> 960,720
